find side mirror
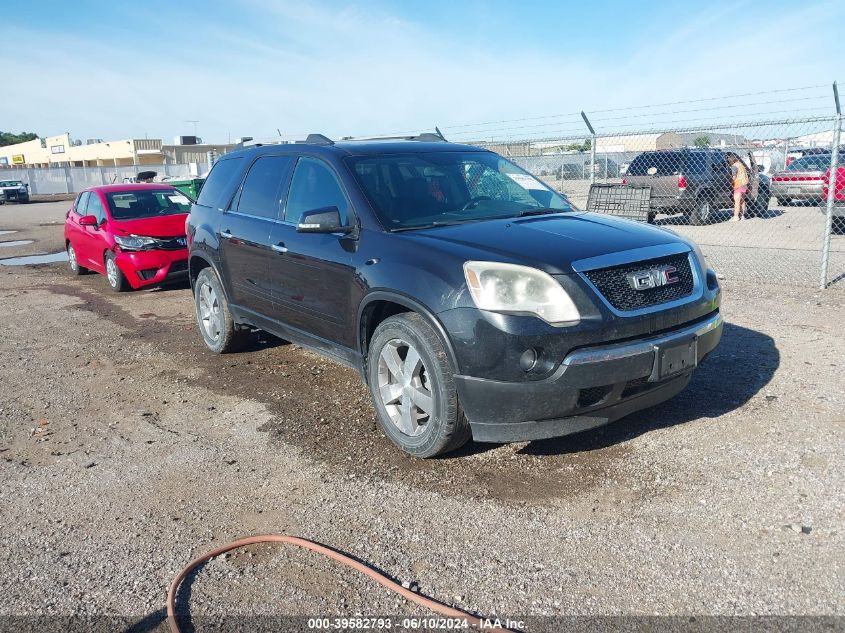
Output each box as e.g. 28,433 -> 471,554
78,214 -> 98,226
296,206 -> 351,234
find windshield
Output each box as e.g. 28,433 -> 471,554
787,155 -> 830,172
0,181 -> 24,187
347,151 -> 574,230
105,189 -> 192,220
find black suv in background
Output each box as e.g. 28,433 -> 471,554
187,135 -> 722,457
624,149 -> 769,224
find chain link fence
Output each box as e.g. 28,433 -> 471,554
0,163 -> 209,196
478,115 -> 843,288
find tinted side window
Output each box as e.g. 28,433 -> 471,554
712,153 -> 731,173
284,157 -> 349,224
628,152 -> 682,176
236,156 -> 292,219
685,151 -> 708,175
196,158 -> 243,210
76,192 -> 90,214
87,193 -> 107,222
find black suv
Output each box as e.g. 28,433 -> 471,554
625,149 -> 770,224
187,135 -> 722,457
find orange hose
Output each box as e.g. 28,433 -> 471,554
167,534 -> 516,632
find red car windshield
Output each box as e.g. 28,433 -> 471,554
104,189 -> 192,220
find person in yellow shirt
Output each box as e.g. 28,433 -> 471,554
727,154 -> 748,222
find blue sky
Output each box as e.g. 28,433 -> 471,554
0,0 -> 841,143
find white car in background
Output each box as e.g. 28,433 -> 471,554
0,179 -> 30,204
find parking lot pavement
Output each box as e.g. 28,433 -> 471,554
0,206 -> 843,630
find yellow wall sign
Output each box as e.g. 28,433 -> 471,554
11,155 -> 25,165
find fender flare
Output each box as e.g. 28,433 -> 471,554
356,290 -> 460,373
188,251 -> 225,295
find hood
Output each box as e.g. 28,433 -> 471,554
110,213 -> 188,238
400,212 -> 685,275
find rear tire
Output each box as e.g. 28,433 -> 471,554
833,218 -> 845,235
67,243 -> 87,275
367,313 -> 470,458
194,267 -> 243,353
776,197 -> 788,206
689,196 -> 712,226
104,251 -> 130,292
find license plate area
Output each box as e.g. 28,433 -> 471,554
650,337 -> 697,381
787,186 -> 801,194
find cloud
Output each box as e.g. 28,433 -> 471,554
0,0 -> 840,143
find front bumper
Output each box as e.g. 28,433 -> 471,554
455,311 -> 723,443
114,247 -> 188,289
0,190 -> 29,202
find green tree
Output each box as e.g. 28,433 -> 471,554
0,132 -> 38,147
693,136 -> 711,148
563,138 -> 591,152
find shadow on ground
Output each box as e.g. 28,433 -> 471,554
517,322 -> 779,456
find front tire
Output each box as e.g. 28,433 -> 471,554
104,251 -> 130,292
67,243 -> 87,275
194,267 -> 242,353
367,313 -> 470,458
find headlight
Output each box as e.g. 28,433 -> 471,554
114,234 -> 158,251
463,261 -> 580,326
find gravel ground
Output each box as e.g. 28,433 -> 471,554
0,203 -> 843,632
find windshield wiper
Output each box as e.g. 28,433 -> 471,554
514,207 -> 558,217
390,220 -> 467,232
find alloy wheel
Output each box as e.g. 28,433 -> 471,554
106,258 -> 119,287
198,281 -> 222,343
699,201 -> 711,223
377,338 -> 434,437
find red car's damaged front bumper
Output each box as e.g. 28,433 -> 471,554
114,247 -> 189,289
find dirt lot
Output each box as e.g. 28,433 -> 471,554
0,202 -> 843,631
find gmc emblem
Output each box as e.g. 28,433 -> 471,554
626,265 -> 679,291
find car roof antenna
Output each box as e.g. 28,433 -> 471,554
435,126 -> 448,142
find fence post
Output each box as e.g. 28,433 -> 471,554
819,112 -> 842,289
27,168 -> 37,195
580,111 -> 597,185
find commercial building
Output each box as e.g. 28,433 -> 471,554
0,133 -> 234,169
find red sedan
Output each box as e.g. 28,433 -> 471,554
64,184 -> 191,291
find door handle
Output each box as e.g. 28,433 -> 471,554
271,242 -> 288,253
220,230 -> 233,239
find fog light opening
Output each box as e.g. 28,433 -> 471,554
519,348 -> 538,372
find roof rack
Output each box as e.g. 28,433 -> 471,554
303,128 -> 448,144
